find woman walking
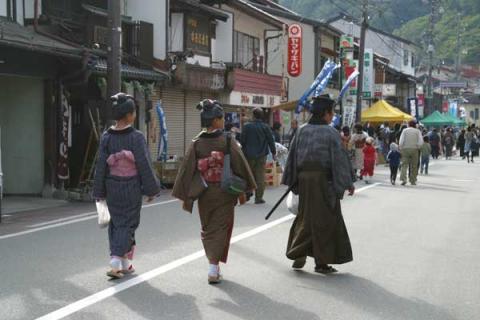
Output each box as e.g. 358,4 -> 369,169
93,93 -> 160,279
283,95 -> 355,274
350,123 -> 368,179
457,129 -> 466,159
173,100 -> 256,284
465,126 -> 477,163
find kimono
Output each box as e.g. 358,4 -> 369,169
172,130 -> 256,264
282,119 -> 354,265
350,132 -> 368,170
361,144 -> 376,177
93,127 -> 160,258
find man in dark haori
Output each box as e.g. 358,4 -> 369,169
283,95 -> 355,274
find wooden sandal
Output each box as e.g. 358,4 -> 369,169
107,270 -> 125,279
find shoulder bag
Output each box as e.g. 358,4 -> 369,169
221,133 -> 247,196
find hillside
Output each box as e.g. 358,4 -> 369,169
278,0 -> 480,65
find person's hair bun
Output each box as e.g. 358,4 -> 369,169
111,92 -> 136,120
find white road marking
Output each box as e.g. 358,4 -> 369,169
34,184 -> 379,320
0,199 -> 178,241
453,179 -> 474,182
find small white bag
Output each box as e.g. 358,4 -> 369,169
96,200 -> 111,228
286,191 -> 299,215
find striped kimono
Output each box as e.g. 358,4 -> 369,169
93,127 -> 160,258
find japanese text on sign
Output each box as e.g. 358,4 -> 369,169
288,24 -> 303,77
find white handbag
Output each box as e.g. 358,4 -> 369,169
96,200 -> 111,228
286,192 -> 299,215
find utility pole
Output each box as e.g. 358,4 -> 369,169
356,0 -> 368,123
426,0 -> 436,114
107,0 -> 122,120
455,13 -> 462,80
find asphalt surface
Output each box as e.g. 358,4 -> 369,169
0,158 -> 479,320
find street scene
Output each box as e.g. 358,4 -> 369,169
1,0 -> 480,319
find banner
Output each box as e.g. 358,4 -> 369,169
296,60 -> 339,113
57,87 -> 70,180
338,70 -> 359,102
362,49 -> 374,99
156,102 -> 168,162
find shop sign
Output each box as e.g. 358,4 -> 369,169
362,48 -> 374,99
340,35 -> 354,50
287,24 -> 302,77
408,98 -> 418,119
442,101 -> 449,113
382,84 -> 396,97
231,92 -> 281,108
185,15 -> 210,54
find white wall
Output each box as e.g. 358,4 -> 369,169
125,0 -> 167,59
0,0 -> 6,17
267,19 -> 316,101
212,11 -> 233,63
170,12 -> 184,52
24,0 -> 41,20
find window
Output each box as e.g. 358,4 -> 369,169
475,108 -> 479,120
404,49 -> 409,66
234,31 -> 260,71
411,53 -> 415,68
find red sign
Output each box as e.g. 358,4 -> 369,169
288,24 -> 302,77
442,101 -> 449,113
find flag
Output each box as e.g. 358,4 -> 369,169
338,70 -> 360,102
313,60 -> 340,97
296,60 -> 339,114
156,102 -> 168,162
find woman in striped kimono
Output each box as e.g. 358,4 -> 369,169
93,93 -> 160,279
173,100 -> 256,284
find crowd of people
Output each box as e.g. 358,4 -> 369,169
92,92 -> 479,285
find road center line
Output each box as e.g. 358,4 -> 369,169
34,183 -> 379,320
0,199 -> 179,241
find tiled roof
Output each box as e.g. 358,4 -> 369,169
93,58 -> 169,82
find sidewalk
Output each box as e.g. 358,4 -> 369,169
2,196 -> 68,215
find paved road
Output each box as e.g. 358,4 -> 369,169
1,158 -> 479,320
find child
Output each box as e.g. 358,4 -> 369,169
361,137 -> 376,184
387,143 -> 401,185
420,136 -> 432,175
93,93 -> 160,279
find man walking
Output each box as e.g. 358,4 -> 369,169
399,120 -> 424,186
240,108 -> 276,204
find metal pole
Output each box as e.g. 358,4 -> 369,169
107,0 -> 122,120
455,13 -> 462,81
356,0 -> 368,123
426,0 -> 436,114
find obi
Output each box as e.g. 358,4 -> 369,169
107,150 -> 138,177
197,151 -> 224,183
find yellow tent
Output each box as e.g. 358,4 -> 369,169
361,100 -> 413,123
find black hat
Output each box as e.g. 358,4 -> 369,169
111,93 -> 136,120
309,94 -> 335,115
196,99 -> 224,126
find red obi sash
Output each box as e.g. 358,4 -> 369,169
197,151 -> 224,183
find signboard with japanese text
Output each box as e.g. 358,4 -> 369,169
408,98 -> 418,120
185,15 -> 210,54
340,35 -> 354,50
288,24 -> 302,77
362,49 -> 374,99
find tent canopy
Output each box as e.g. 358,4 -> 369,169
421,111 -> 452,127
441,112 -> 466,127
361,100 -> 413,123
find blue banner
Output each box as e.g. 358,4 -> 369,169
338,70 -> 359,102
296,60 -> 339,114
313,61 -> 340,97
156,102 -> 168,162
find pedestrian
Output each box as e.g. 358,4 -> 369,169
420,136 -> 432,175
93,93 -> 160,280
340,126 -> 351,150
464,126 -> 477,163
240,108 -> 276,204
429,128 -> 441,159
360,137 -> 376,184
287,119 -> 299,148
283,95 -> 355,274
387,143 -> 401,185
350,123 -> 368,179
365,122 -> 375,137
457,129 -> 466,159
272,122 -> 282,144
172,100 -> 256,284
399,120 -> 423,186
443,128 -> 454,160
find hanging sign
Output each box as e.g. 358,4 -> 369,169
287,24 -> 302,77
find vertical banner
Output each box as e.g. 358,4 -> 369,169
362,49 -> 374,99
287,24 -> 302,77
449,100 -> 458,117
408,98 -> 418,120
156,102 -> 168,162
57,87 -> 70,180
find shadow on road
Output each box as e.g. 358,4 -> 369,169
211,280 -> 321,320
295,272 -> 457,320
116,282 -> 202,320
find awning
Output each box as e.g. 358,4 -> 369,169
82,4 -> 135,24
272,100 -> 298,111
92,59 -> 169,82
361,100 -> 413,123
